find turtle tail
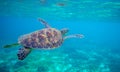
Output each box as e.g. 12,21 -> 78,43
17,47 -> 32,60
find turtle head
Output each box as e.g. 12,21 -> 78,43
60,28 -> 69,35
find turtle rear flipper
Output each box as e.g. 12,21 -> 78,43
38,18 -> 51,28
64,34 -> 84,39
17,47 -> 32,60
3,43 -> 19,48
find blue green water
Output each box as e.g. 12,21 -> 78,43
0,0 -> 120,72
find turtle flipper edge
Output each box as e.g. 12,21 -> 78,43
64,34 -> 84,39
17,47 -> 32,60
3,43 -> 19,48
38,18 -> 51,28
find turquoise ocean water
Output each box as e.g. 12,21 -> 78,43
0,0 -> 120,72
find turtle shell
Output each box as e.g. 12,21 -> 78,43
18,28 -> 63,49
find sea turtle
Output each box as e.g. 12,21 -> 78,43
4,18 -> 84,60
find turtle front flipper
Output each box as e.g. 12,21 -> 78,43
64,34 -> 84,39
17,47 -> 32,60
3,43 -> 20,48
38,18 -> 51,28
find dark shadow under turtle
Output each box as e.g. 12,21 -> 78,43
4,18 -> 84,60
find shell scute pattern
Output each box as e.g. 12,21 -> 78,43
19,28 -> 63,49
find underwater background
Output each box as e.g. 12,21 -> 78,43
0,0 -> 120,72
